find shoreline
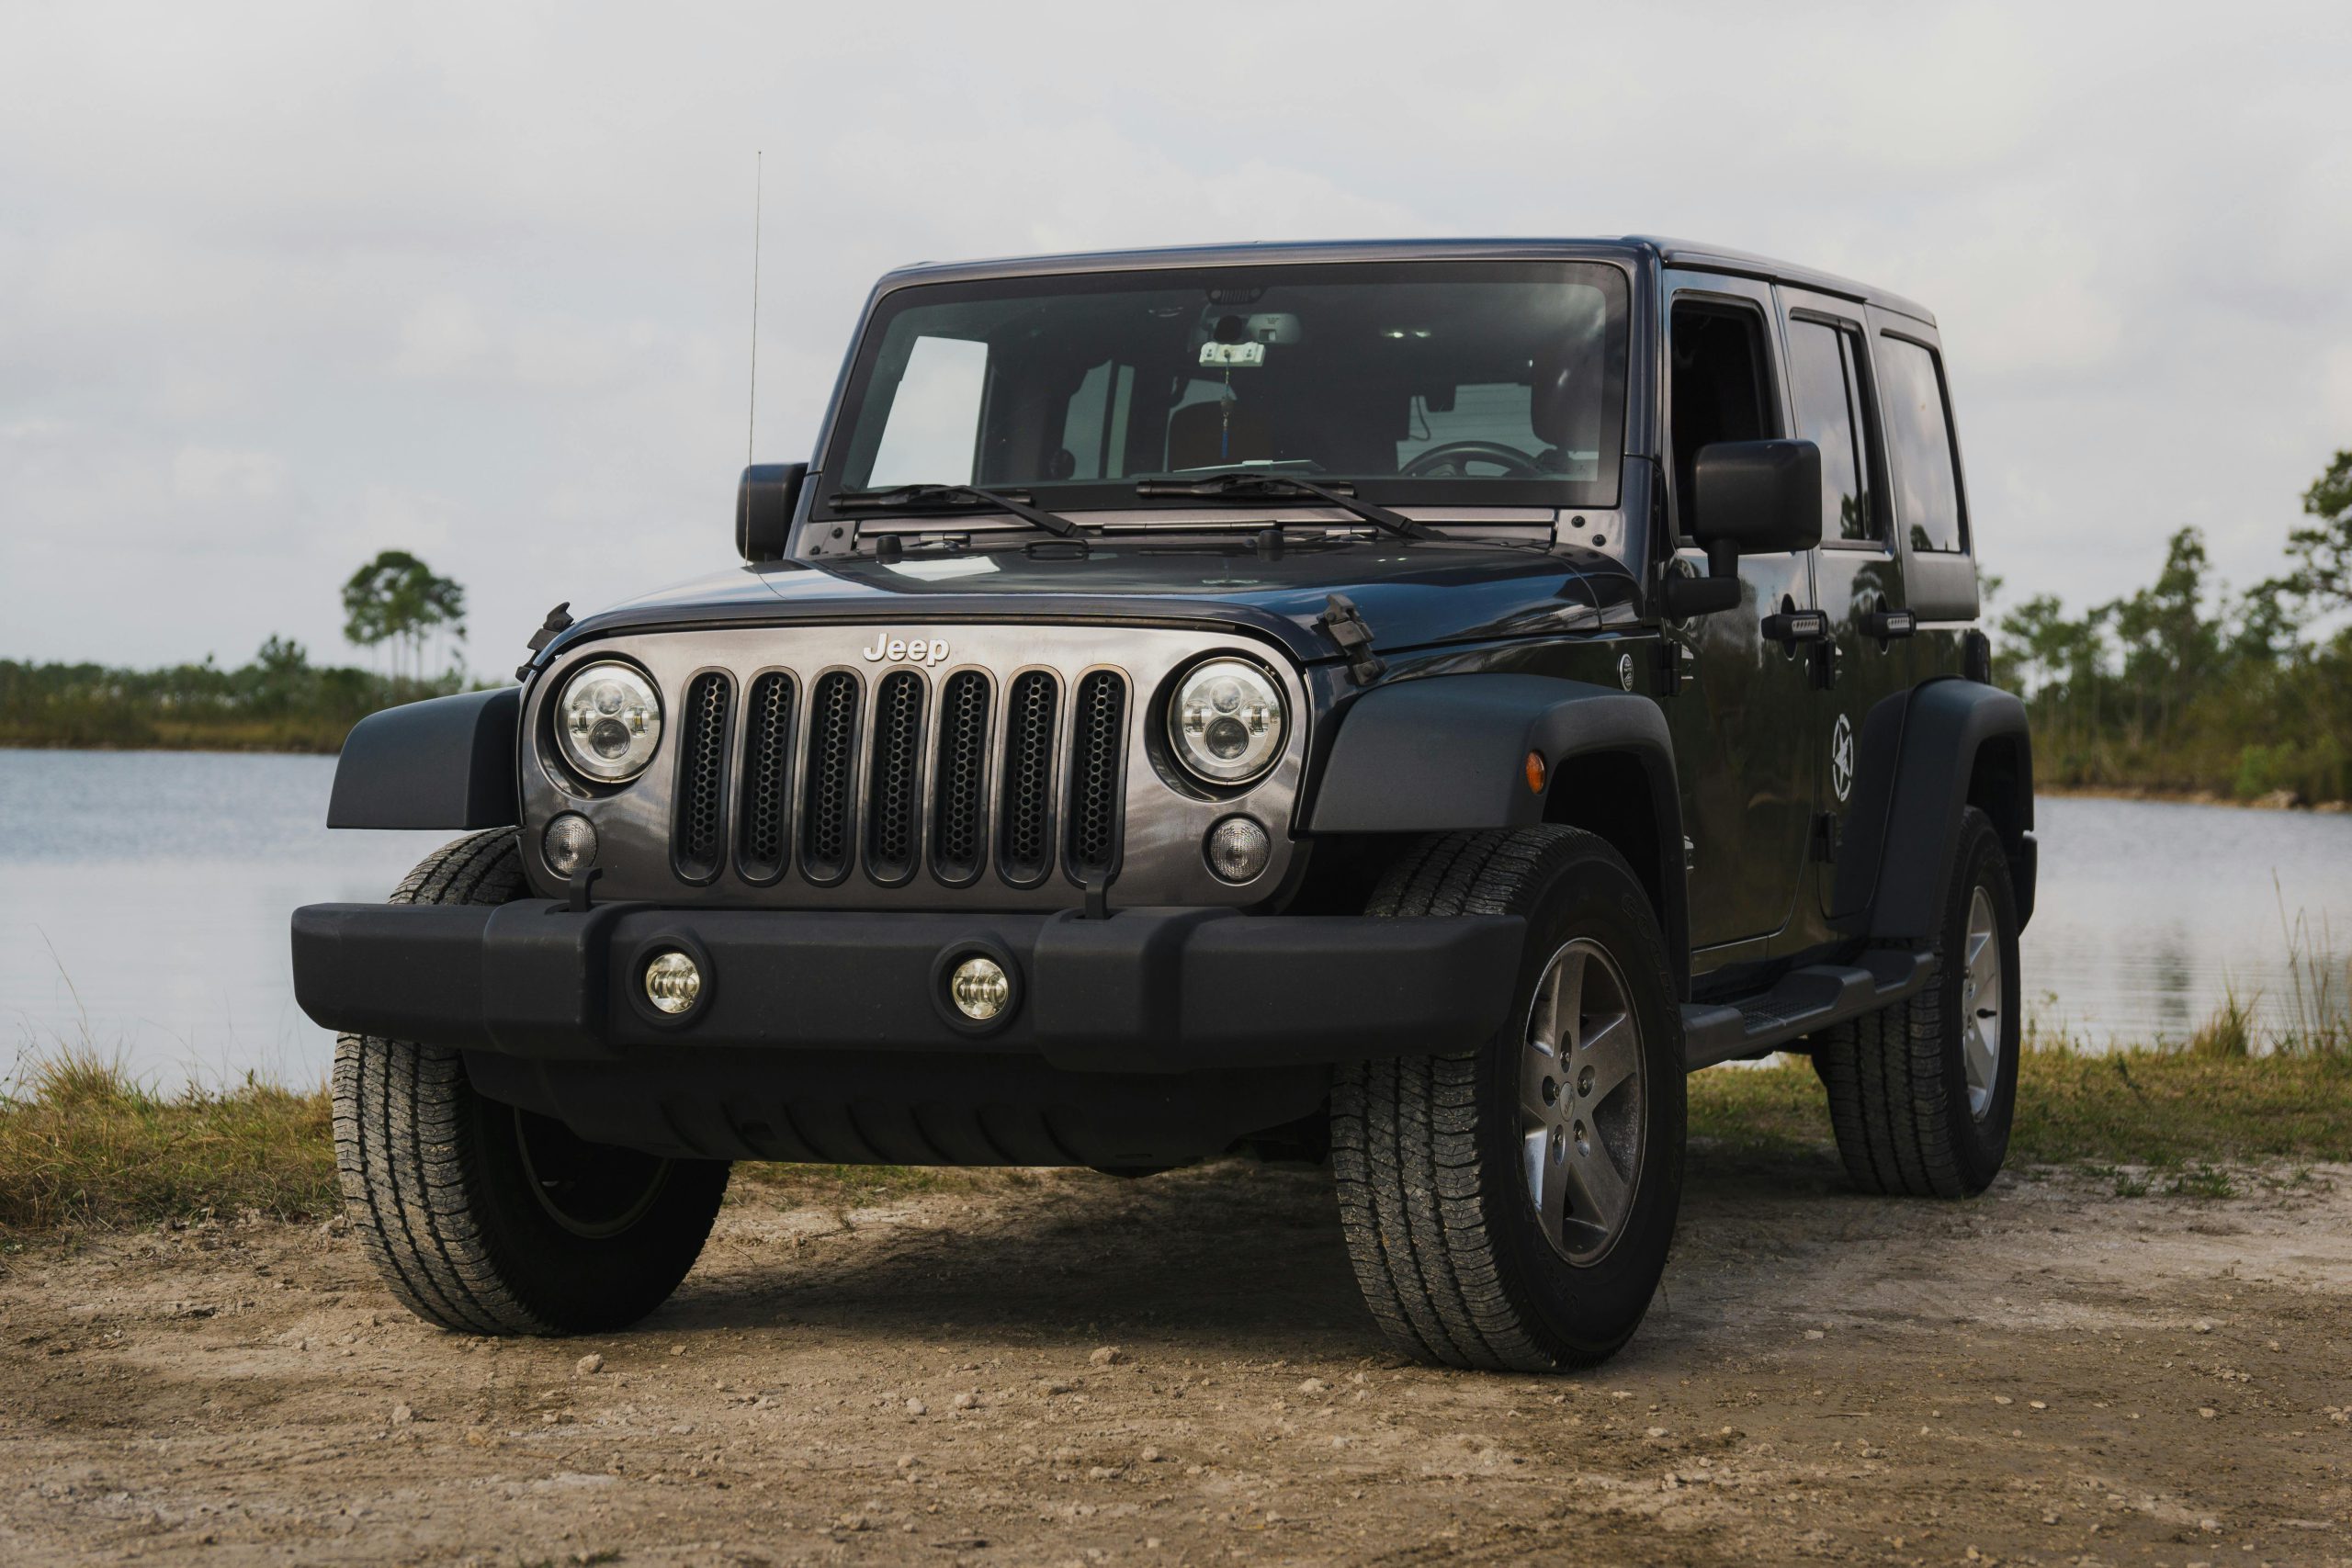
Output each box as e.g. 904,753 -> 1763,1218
0,738 -> 339,757
2037,781 -> 2351,812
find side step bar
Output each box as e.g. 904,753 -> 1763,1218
1679,948 -> 1935,1072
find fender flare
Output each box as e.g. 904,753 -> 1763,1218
1857,678 -> 2036,943
327,687 -> 521,830
1306,673 -> 1688,989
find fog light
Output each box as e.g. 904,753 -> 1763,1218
949,955 -> 1011,1021
1204,815 -> 1272,884
643,951 -> 702,1015
542,812 -> 599,876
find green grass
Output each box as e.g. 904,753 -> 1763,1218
1689,1042 -> 2352,1168
6,1039 -> 2346,1239
0,1049 -> 337,1234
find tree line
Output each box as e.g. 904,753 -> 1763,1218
1996,449 -> 2352,805
6,470 -> 2352,785
0,551 -> 474,753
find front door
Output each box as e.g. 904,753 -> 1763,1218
1658,273 -> 1819,952
1775,286 -> 1914,921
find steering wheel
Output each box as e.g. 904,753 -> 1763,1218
1400,440 -> 1548,478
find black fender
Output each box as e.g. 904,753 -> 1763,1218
1306,673 -> 1688,991
326,687 -> 521,830
1851,678 -> 2036,943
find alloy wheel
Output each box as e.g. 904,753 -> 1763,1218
1519,937 -> 1645,1264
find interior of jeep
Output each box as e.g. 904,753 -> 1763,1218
1667,301 -> 1777,532
833,264 -> 1630,506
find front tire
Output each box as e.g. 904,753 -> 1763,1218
332,829 -> 729,1336
1332,828 -> 1686,1371
1812,806 -> 2021,1197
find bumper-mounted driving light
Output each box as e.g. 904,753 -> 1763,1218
949,955 -> 1012,1021
642,950 -> 703,1015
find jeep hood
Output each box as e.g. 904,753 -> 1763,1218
542,542 -> 1640,670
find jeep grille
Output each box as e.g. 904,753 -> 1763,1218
521,625 -> 1306,910
799,670 -> 861,886
930,670 -> 991,886
672,671 -> 732,883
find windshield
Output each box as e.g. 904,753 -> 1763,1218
819,261 -> 1629,524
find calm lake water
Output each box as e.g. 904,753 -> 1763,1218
4,750 -> 2350,1089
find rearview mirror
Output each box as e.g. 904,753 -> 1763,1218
1690,439 -> 1822,572
736,463 -> 808,562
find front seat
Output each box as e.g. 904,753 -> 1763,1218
1167,394 -> 1272,470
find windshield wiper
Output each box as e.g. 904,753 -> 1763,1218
1134,473 -> 1438,541
832,483 -> 1082,539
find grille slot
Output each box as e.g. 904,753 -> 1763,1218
864,671 -> 926,885
930,671 -> 992,886
736,671 -> 796,882
998,671 -> 1060,886
799,671 -> 861,885
1066,671 -> 1126,883
673,671 -> 732,883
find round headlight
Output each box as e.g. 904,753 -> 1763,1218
554,661 -> 662,783
1168,657 -> 1286,785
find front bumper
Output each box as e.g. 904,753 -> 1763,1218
289,901 -> 1525,1074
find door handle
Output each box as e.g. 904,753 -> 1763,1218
1862,607 -> 1917,641
1761,609 -> 1829,649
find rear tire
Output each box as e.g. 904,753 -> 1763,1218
1331,828 -> 1685,1371
332,829 -> 729,1336
1812,806 -> 2021,1197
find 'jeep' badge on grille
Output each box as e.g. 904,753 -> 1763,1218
862,635 -> 950,667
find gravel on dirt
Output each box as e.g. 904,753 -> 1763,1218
2,1150 -> 2346,1565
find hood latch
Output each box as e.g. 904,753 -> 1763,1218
1317,593 -> 1386,686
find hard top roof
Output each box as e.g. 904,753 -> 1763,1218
872,236 -> 1935,327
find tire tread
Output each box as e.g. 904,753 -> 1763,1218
1333,827 -> 1664,1372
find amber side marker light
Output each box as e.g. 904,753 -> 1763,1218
1524,750 -> 1547,795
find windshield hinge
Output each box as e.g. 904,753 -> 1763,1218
1317,593 -> 1386,686
515,602 -> 574,682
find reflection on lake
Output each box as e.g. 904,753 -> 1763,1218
2021,795 -> 2352,1047
4,751 -> 2349,1089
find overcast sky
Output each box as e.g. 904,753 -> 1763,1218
5,1 -> 2349,672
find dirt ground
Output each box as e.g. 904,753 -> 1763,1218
3,1149 -> 2347,1567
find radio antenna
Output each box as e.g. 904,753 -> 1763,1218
746,150 -> 763,465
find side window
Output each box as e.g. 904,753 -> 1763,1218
865,335 -> 989,488
1876,334 -> 1965,553
1668,301 -> 1775,533
1786,319 -> 1874,542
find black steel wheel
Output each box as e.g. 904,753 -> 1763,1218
331,829 -> 729,1336
1331,827 -> 1686,1371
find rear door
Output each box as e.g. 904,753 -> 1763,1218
1658,271 -> 1819,953
1774,285 -> 1912,920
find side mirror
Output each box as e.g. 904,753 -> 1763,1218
1690,439 -> 1822,570
736,462 -> 808,562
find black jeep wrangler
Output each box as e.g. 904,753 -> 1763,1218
293,238 -> 2034,1371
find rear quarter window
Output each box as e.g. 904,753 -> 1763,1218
1877,334 -> 1966,554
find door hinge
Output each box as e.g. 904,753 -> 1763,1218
1653,637 -> 1697,697
1811,637 -> 1843,691
1317,593 -> 1386,685
1811,811 -> 1842,864
1682,834 -> 1697,873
